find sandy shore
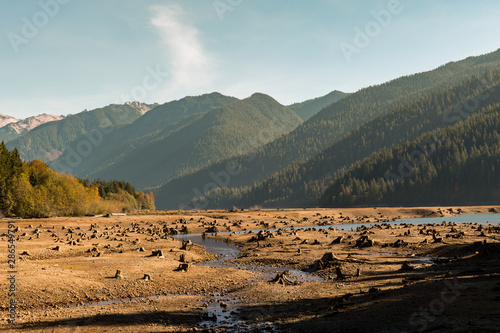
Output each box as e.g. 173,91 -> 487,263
1,205 -> 499,332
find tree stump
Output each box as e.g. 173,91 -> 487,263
354,236 -> 374,248
335,266 -> 346,280
331,236 -> 343,244
179,253 -> 186,262
149,250 -> 164,258
180,240 -> 192,251
399,262 -> 414,271
269,270 -> 299,285
114,270 -> 124,279
320,252 -> 339,261
174,263 -> 190,272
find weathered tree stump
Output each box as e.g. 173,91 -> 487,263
206,226 -> 218,233
354,236 -> 374,248
399,262 -> 414,271
305,252 -> 342,273
331,236 -> 343,244
335,266 -> 346,280
174,263 -> 190,272
475,240 -> 492,257
179,253 -> 186,262
180,240 -> 193,251
114,270 -> 124,279
321,252 -> 339,261
392,239 -> 408,247
269,270 -> 299,285
149,249 -> 164,258
432,234 -> 443,243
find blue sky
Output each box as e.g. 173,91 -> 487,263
1,0 -> 499,119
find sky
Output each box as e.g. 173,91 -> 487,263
1,0 -> 499,119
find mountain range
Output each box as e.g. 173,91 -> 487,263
0,113 -> 18,128
155,49 -> 500,209
0,113 -> 65,142
4,48 -> 500,211
6,102 -> 157,162
57,92 -> 305,189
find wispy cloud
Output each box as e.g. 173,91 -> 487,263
150,4 -> 214,99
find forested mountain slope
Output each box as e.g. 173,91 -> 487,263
322,100 -> 500,206
288,90 -> 348,121
154,49 -> 500,210
206,71 -> 500,208
69,93 -> 302,189
51,93 -> 239,180
7,102 -> 156,162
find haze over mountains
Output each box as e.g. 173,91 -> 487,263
3,48 -> 500,211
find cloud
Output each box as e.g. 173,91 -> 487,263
150,4 -> 214,98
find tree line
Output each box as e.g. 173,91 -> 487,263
0,142 -> 154,218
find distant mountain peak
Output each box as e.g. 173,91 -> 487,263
288,90 -> 349,121
7,114 -> 65,134
124,101 -> 158,115
249,92 -> 271,98
0,113 -> 18,128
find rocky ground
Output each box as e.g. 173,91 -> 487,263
1,206 -> 499,332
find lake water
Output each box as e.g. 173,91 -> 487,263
173,213 -> 499,256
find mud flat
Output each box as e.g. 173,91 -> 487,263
1,206 -> 499,332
